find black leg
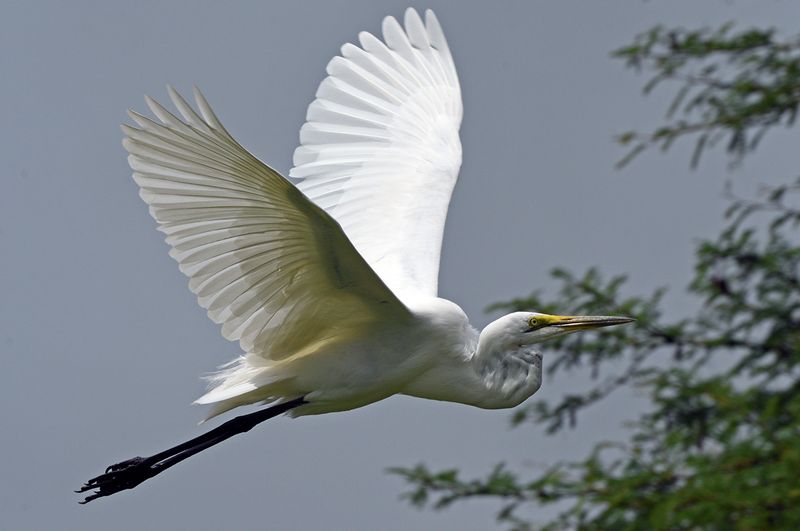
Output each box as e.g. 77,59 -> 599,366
77,396 -> 306,504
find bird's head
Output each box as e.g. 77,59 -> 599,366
481,311 -> 635,349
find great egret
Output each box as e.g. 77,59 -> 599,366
78,8 -> 633,503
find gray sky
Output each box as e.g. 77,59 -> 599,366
2,1 -> 798,529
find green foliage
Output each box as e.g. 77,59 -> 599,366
392,24 -> 800,530
614,24 -> 800,168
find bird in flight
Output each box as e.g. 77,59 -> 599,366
78,8 -> 633,503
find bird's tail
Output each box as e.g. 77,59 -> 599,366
194,354 -> 295,421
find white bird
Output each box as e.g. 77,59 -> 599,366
78,8 -> 633,503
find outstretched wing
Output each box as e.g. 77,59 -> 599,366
124,87 -> 410,361
290,8 -> 462,300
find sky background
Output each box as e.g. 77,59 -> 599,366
2,1 -> 799,529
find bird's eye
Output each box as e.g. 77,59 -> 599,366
528,317 -> 539,328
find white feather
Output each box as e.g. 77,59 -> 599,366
123,86 -> 412,413
291,8 -> 463,300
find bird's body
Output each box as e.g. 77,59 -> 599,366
224,296 -> 479,417
198,293 -> 543,417
78,8 -> 633,503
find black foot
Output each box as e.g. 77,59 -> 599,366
76,456 -> 158,504
76,397 -> 307,504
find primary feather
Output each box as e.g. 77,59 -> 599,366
291,8 -> 463,299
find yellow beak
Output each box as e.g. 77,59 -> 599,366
544,313 -> 635,331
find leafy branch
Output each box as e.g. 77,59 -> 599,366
614,24 -> 800,168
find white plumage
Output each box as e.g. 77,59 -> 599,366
120,8 -> 632,421
79,8 -> 633,503
292,9 -> 462,298
125,9 -> 473,419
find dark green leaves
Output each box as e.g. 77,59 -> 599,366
614,25 -> 800,168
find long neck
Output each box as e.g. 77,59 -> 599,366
470,340 -> 543,409
399,336 -> 543,409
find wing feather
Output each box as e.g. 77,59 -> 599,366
291,8 -> 463,299
124,88 -> 409,362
